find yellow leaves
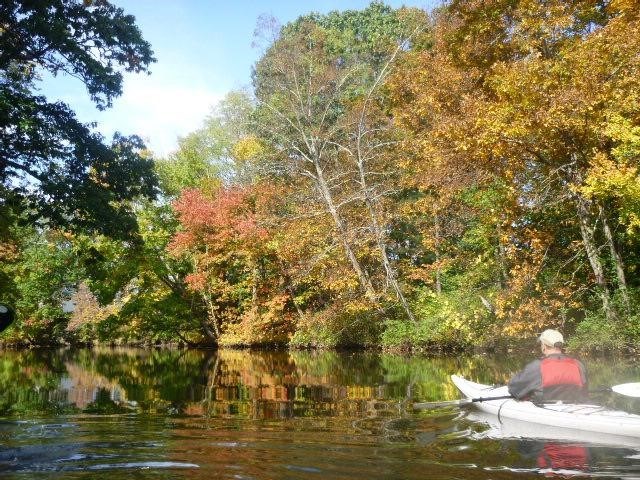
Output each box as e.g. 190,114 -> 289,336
608,0 -> 640,15
500,296 -> 560,336
582,151 -> 640,233
232,136 -> 265,161
324,269 -> 360,293
583,153 -> 636,197
344,299 -> 372,315
604,114 -> 640,162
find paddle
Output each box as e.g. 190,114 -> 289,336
0,304 -> 15,333
414,382 -> 640,410
610,382 -> 640,398
414,395 -> 513,409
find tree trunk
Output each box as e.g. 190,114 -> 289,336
434,212 -> 442,295
314,160 -> 378,302
356,164 -> 415,322
200,318 -> 218,344
173,329 -> 198,348
278,263 -> 305,319
349,37 -> 418,321
495,220 -> 508,289
200,290 -> 220,344
370,207 -> 416,322
598,203 -> 630,314
575,195 -> 614,321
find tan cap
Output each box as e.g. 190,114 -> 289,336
539,329 -> 564,347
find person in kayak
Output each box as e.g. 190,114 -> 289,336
508,329 -> 588,403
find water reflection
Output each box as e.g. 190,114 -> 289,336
480,439 -> 640,478
0,347 -> 639,479
518,441 -> 590,474
1,348 -> 499,418
465,410 -> 640,477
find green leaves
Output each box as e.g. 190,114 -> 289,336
1,0 -> 158,239
0,0 -> 155,108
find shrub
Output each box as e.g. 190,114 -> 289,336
380,289 -> 488,350
289,302 -> 383,348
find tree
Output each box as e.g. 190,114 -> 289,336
69,199 -> 201,344
388,0 -> 640,337
0,0 -> 158,238
252,4 -> 428,320
68,92 -> 267,346
155,90 -> 256,197
169,184 -> 294,345
4,228 -> 83,344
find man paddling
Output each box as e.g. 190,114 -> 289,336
508,329 -> 588,403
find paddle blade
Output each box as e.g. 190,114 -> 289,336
611,382 -> 640,398
0,304 -> 15,333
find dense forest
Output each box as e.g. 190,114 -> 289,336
1,0 -> 639,351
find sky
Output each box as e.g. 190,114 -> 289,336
40,0 -> 434,157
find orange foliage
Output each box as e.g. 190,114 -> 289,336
0,241 -> 19,262
170,187 -> 267,257
168,182 -> 298,343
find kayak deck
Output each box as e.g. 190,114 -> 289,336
451,374 -> 640,438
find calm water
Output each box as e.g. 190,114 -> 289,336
1,348 -> 640,479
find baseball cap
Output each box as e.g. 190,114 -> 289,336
539,329 -> 564,347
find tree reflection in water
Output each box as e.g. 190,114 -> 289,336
0,348 -> 639,478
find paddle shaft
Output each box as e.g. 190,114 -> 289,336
414,394 -> 513,409
469,394 -> 514,403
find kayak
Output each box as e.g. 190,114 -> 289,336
465,410 -> 640,448
451,374 -> 640,438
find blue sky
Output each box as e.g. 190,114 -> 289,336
40,1 -> 434,156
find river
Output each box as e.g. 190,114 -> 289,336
0,348 -> 639,479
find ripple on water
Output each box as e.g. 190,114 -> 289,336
0,418 -> 198,475
85,461 -> 199,470
285,464 -> 323,473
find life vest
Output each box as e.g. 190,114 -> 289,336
539,356 -> 586,402
540,356 -> 584,388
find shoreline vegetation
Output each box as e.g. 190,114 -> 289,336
0,338 -> 638,357
2,1 -> 640,353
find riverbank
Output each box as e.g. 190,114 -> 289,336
2,336 -> 638,356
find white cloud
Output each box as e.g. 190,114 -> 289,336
96,75 -> 223,157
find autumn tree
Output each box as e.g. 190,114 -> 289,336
169,184 -> 295,345
252,3 -> 428,322
59,92 -> 262,345
389,0 -> 640,340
